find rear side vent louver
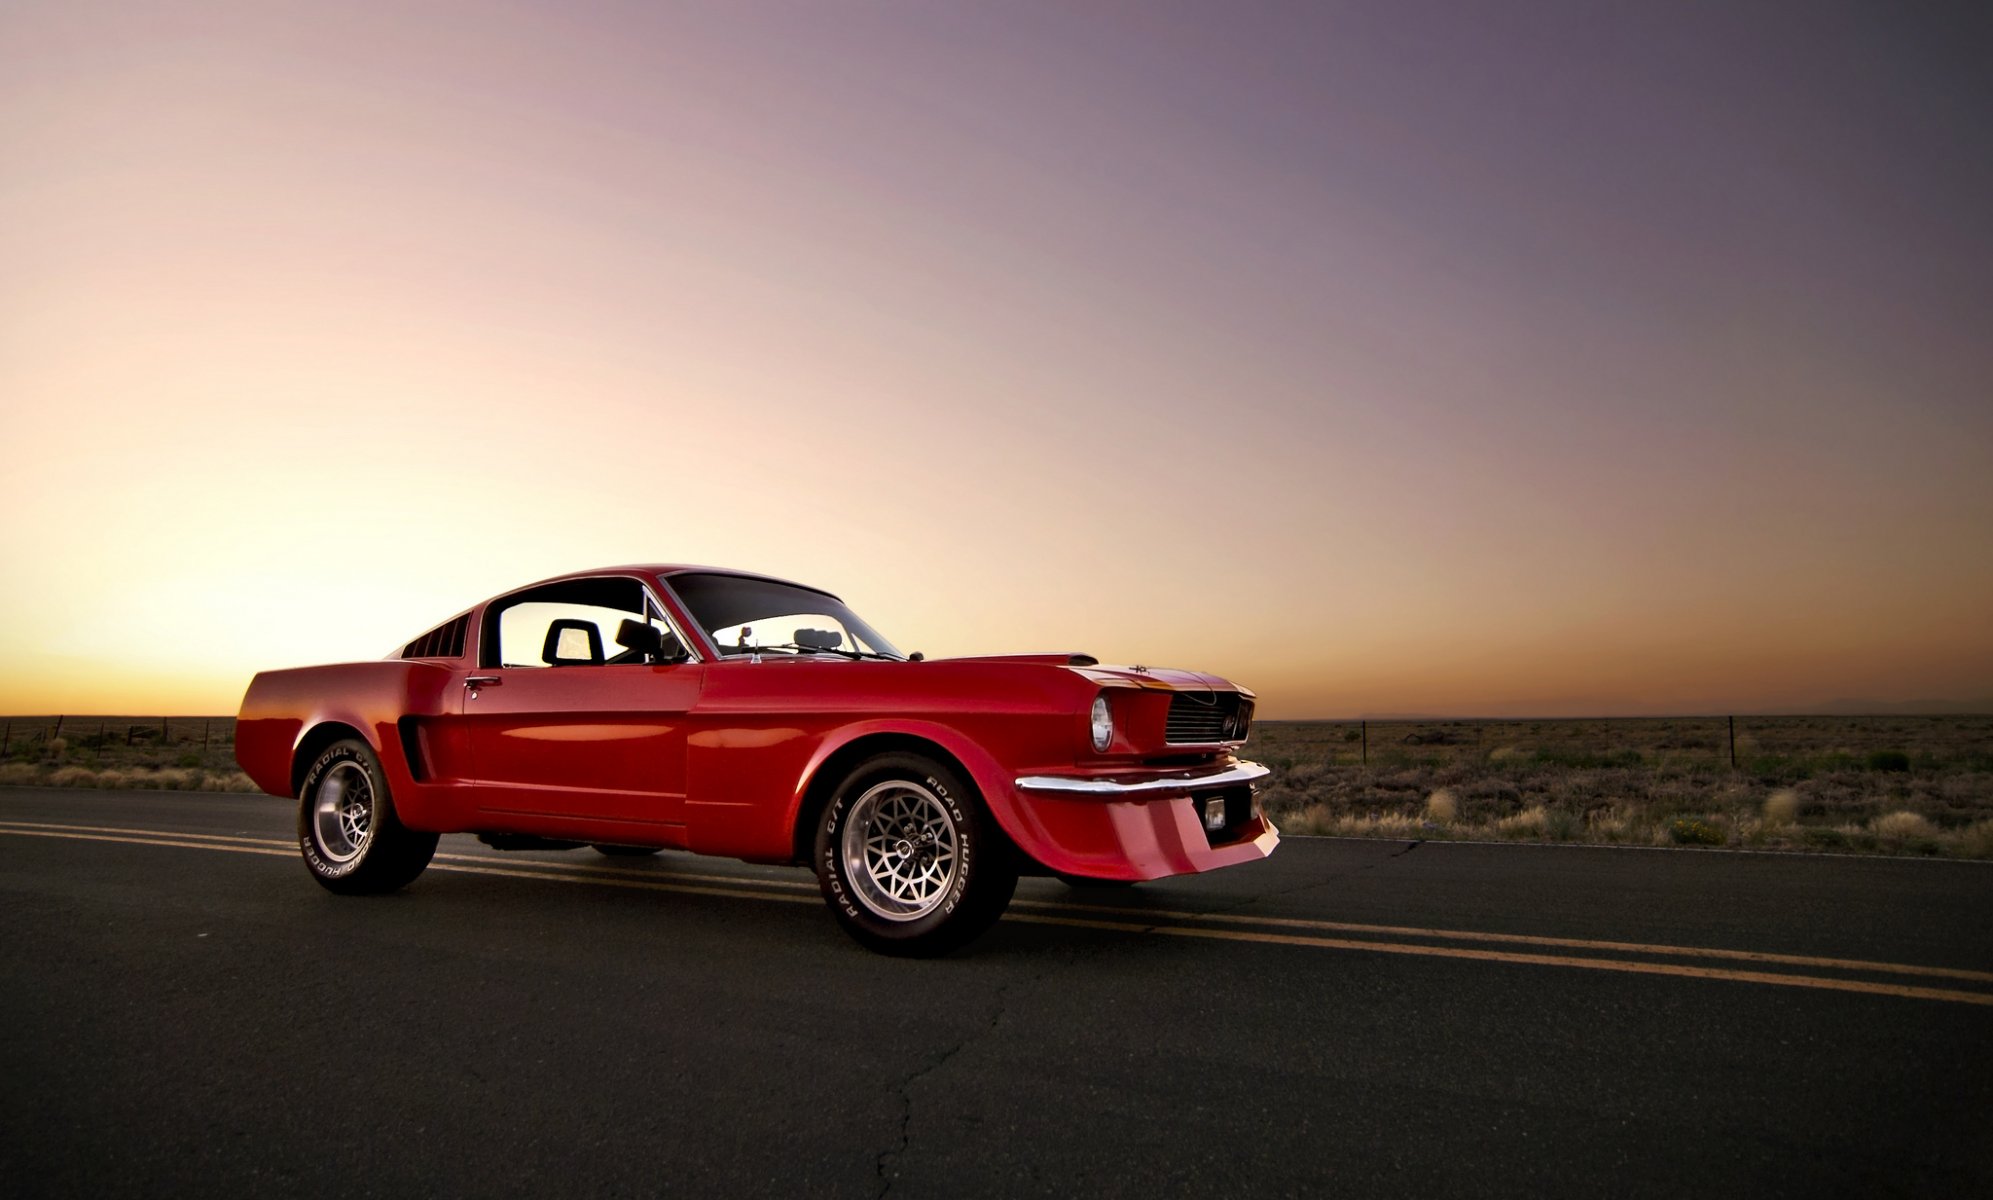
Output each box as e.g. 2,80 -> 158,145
402,614 -> 469,660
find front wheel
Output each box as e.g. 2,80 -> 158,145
298,738 -> 438,895
813,753 -> 1017,957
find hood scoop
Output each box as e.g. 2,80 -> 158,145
943,652 -> 1101,667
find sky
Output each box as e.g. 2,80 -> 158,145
2,1 -> 1990,718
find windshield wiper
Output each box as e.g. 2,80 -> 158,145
738,642 -> 903,661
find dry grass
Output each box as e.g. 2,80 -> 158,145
1,716 -> 252,794
1871,811 -> 1936,841
1251,715 -> 1993,858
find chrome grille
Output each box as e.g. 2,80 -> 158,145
1165,693 -> 1252,744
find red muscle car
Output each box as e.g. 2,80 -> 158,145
236,565 -> 1277,955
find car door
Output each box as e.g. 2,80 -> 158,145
465,580 -> 703,831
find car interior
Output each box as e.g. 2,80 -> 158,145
487,578 -> 690,669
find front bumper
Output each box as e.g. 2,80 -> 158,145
1005,759 -> 1278,882
1016,759 -> 1271,797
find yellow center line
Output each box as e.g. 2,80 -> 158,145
0,822 -> 820,906
4,820 -> 1988,1005
0,827 -> 295,858
0,820 -> 286,848
0,820 -> 821,891
1006,898 -> 1993,985
1007,913 -> 1993,1008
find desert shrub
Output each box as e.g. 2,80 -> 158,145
1283,804 -> 1334,836
1669,817 -> 1725,846
1424,788 -> 1458,824
1960,820 -> 1993,860
201,771 -> 260,793
47,737 -> 69,759
1534,748 -> 1644,770
1334,811 -> 1422,837
1871,811 -> 1935,840
0,762 -> 41,785
1867,751 -> 1911,773
1585,804 -> 1633,840
49,766 -> 98,787
1343,729 -> 1361,742
1762,790 -> 1800,826
1497,805 -> 1547,837
94,769 -> 129,787
175,752 -> 204,769
1542,807 -> 1582,841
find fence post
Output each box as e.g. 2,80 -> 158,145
1728,715 -> 1736,768
1361,720 -> 1368,766
126,725 -> 136,746
162,716 -> 170,743
202,720 -> 211,749
52,715 -> 64,739
1,721 -> 9,754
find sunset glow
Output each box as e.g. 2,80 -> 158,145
3,3 -> 1989,717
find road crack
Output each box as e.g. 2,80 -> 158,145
873,953 -> 1071,1198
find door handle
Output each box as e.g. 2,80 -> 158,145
465,675 -> 501,689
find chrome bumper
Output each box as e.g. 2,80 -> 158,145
1015,759 -> 1270,797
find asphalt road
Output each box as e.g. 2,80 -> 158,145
3,788 -> 1990,1199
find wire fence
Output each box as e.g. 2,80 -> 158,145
1246,714 -> 1993,773
2,716 -> 236,756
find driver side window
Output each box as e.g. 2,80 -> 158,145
482,578 -> 689,668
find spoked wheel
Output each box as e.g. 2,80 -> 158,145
814,752 -> 1016,956
846,782 -> 960,919
313,761 -> 373,864
298,738 -> 437,894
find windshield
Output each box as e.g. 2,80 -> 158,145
664,572 -> 903,660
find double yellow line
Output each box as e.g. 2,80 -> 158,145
4,818 -> 1990,1007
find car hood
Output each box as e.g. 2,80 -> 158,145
940,653 -> 1248,696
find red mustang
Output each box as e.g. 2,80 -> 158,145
236,565 -> 1276,954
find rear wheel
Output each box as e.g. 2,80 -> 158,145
813,752 -> 1016,957
298,738 -> 437,894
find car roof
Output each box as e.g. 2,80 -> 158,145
507,564 -> 837,599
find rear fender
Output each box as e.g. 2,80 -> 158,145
235,661 -> 466,830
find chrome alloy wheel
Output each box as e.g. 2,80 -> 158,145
841,780 -> 960,922
312,762 -> 374,864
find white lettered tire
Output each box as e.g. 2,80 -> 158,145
813,752 -> 1017,957
298,738 -> 438,894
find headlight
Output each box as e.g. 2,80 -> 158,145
1090,693 -> 1114,752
